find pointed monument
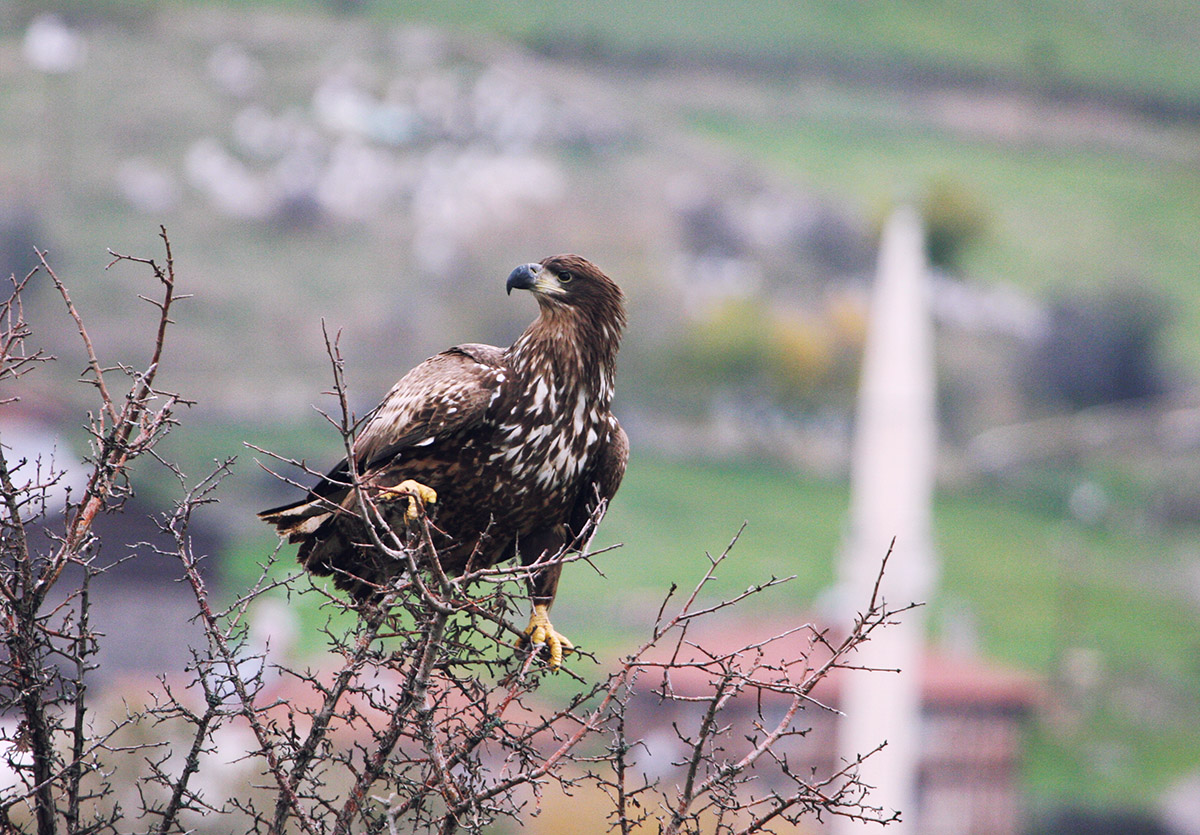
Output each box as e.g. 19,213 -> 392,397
833,205 -> 937,832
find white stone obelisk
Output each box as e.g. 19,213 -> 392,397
832,206 -> 937,833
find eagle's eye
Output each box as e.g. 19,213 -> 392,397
559,271 -> 574,284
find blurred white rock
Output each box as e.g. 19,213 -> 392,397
207,42 -> 263,99
23,14 -> 86,74
116,158 -> 181,214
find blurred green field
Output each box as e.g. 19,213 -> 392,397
216,0 -> 1200,105
598,455 -> 1200,809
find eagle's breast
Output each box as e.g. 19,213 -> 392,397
480,346 -> 608,530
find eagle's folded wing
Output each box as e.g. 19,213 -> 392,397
568,416 -> 629,548
258,344 -> 505,532
353,343 -> 506,469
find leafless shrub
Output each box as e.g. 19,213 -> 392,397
0,231 -> 912,835
1,229 -> 190,834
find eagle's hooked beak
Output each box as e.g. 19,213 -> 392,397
506,263 -> 542,295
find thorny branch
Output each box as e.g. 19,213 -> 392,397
0,229 -> 192,835
227,326 -> 914,834
0,235 -> 914,835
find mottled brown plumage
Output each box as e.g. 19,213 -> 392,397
259,255 -> 627,665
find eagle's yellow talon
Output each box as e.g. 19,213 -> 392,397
380,479 -> 438,523
524,604 -> 573,669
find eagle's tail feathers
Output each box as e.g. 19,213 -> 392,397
258,499 -> 334,543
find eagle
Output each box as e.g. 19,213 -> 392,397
259,255 -> 628,668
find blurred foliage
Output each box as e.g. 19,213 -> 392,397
1027,288 -> 1169,410
0,200 -> 45,286
1033,808 -> 1173,835
920,175 -> 991,270
685,299 -> 770,391
665,296 -> 865,415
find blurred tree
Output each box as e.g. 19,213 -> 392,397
686,298 -> 773,391
920,176 -> 991,271
768,292 -> 865,410
1027,287 -> 1169,410
672,296 -> 864,415
1038,808 -> 1172,835
0,200 -> 43,288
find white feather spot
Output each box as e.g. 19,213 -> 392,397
572,392 -> 587,435
532,378 -> 549,411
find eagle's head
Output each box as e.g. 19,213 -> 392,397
506,254 -> 626,337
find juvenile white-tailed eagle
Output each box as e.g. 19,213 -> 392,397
259,255 -> 627,667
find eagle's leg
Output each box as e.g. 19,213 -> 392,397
378,479 -> 438,523
518,541 -> 574,669
524,604 -> 573,669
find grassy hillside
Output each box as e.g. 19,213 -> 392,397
213,0 -> 1200,106
173,0 -> 1200,377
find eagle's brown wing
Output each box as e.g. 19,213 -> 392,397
258,343 -> 505,543
568,416 -> 629,549
353,343 -> 506,469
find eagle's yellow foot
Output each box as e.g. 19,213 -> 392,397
379,479 -> 438,523
524,604 -> 573,669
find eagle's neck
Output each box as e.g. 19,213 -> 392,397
507,305 -> 621,405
